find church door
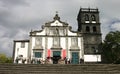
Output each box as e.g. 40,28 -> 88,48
52,51 -> 61,64
53,51 -> 61,56
71,52 -> 79,64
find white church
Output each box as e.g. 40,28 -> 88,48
13,8 -> 101,64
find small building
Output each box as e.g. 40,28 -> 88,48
13,8 -> 102,64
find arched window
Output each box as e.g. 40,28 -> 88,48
92,47 -> 95,52
85,14 -> 89,21
93,26 -> 97,32
92,47 -> 98,53
92,47 -> 96,53
91,15 -> 96,21
86,26 -> 90,32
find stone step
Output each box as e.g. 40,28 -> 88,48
0,64 -> 120,74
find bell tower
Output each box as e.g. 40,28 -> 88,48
77,8 -> 102,54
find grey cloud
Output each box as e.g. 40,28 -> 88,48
0,0 -> 28,7
0,0 -> 120,56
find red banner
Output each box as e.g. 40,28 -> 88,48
47,49 -> 51,57
62,49 -> 66,59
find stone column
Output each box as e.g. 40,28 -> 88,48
45,36 -> 48,59
28,36 -> 32,64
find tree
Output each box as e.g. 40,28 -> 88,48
0,54 -> 12,63
101,31 -> 120,64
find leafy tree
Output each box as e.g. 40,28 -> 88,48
0,54 -> 12,63
101,31 -> 120,64
6,57 -> 13,63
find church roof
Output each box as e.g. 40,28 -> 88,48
44,13 -> 68,27
14,40 -> 29,42
53,13 -> 60,21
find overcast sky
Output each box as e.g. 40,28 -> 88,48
0,0 -> 120,56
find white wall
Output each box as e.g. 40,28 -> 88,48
31,37 -> 35,58
14,42 -> 29,63
68,37 -> 71,58
31,37 -> 35,49
36,29 -> 46,35
60,37 -> 66,49
84,55 -> 101,62
68,30 -> 77,36
47,37 -> 53,49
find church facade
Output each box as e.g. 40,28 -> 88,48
13,8 -> 102,64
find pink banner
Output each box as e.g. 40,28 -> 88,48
47,49 -> 51,57
62,49 -> 66,59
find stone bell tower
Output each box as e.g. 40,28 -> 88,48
77,8 -> 102,54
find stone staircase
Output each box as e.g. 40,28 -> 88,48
0,64 -> 120,74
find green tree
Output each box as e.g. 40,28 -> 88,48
6,57 -> 13,63
0,54 -> 12,63
101,31 -> 120,64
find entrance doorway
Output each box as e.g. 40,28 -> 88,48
52,51 -> 61,64
71,52 -> 79,64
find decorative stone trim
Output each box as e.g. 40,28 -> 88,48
34,45 -> 43,49
14,40 -> 29,42
69,49 -> 80,51
51,47 -> 62,50
32,49 -> 44,51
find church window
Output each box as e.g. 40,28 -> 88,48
86,26 -> 90,32
21,42 -> 25,48
55,28 -> 59,35
35,37 -> 42,46
71,37 -> 78,46
92,47 -> 95,53
93,26 -> 97,32
92,47 -> 98,53
85,14 -> 89,21
53,37 -> 60,46
50,29 -> 54,35
34,52 -> 42,58
91,15 -> 96,21
59,29 -> 64,36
